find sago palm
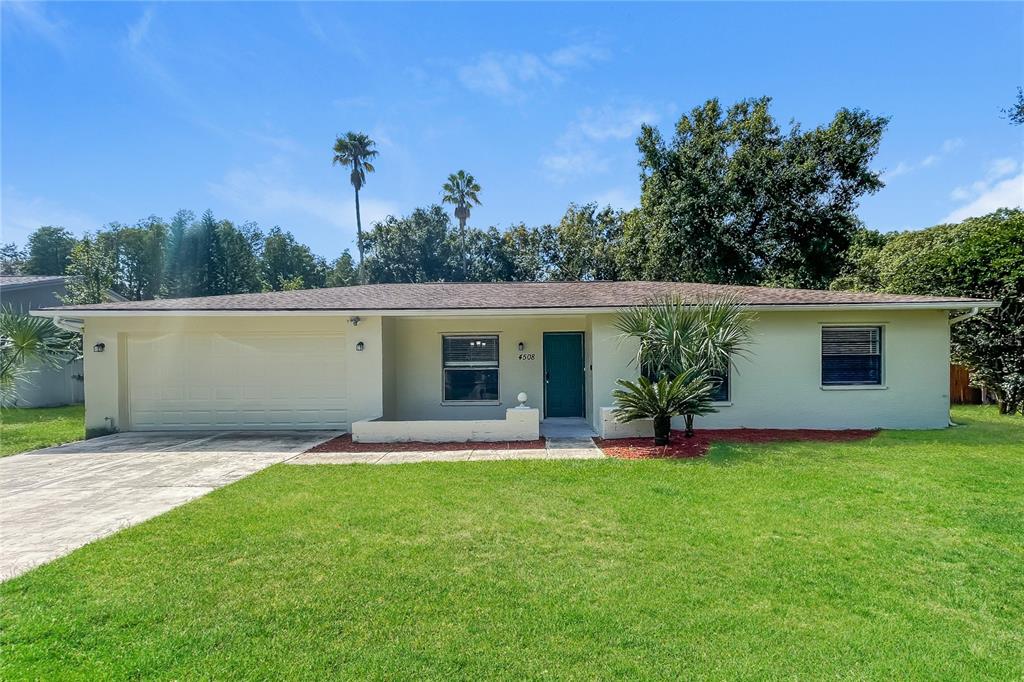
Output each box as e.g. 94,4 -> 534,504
441,170 -> 481,280
612,368 -> 717,445
332,132 -> 378,280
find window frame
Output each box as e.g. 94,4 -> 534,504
440,334 -> 501,405
820,324 -> 886,389
710,365 -> 732,405
640,362 -> 733,406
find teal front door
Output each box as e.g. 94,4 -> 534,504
543,332 -> 585,418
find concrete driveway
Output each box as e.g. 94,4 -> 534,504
0,430 -> 337,581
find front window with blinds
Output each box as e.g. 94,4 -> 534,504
821,326 -> 883,386
442,335 -> 499,402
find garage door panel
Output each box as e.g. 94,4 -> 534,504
127,333 -> 347,431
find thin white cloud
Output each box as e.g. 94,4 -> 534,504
126,6 -> 155,49
541,104 -> 659,182
942,138 -> 965,153
457,42 -> 607,101
576,105 -> 659,142
590,186 -> 638,211
3,2 -> 69,53
541,149 -> 609,180
208,163 -> 400,248
986,157 -> 1018,180
547,43 -> 610,68
949,157 -> 1019,200
884,137 -> 965,181
1,187 -> 97,245
944,158 -> 1023,222
943,173 -> 1024,223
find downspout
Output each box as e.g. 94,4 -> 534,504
949,306 -> 981,326
947,306 -> 981,425
52,316 -> 85,333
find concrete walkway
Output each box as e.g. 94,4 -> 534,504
0,430 -> 338,581
290,436 -> 605,465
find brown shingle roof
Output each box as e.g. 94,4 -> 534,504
40,281 -> 990,313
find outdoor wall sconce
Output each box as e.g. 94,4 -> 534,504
349,316 -> 361,326
356,341 -> 365,352
517,341 -> 525,352
93,342 -> 105,353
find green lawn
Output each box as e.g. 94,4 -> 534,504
0,405 -> 85,457
2,406 -> 1021,680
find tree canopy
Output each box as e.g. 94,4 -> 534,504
835,209 -> 1024,414
622,97 -> 888,289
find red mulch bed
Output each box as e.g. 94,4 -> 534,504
306,434 -> 547,453
596,428 -> 877,460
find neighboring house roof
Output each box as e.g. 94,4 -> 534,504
0,275 -> 128,303
36,281 -> 994,316
0,275 -> 69,291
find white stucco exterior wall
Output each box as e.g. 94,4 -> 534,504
590,309 -> 952,430
81,315 -> 384,435
77,306 -> 952,435
386,315 -> 589,420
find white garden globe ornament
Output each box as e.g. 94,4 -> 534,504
517,392 -> 529,408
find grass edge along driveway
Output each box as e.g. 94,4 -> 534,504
1,406 -> 1022,679
0,405 -> 85,457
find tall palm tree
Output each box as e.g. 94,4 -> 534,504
441,170 -> 482,281
332,132 -> 378,280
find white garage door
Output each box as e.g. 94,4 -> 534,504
126,333 -> 347,430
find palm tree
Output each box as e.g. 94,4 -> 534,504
612,369 -> 718,445
441,170 -> 482,280
0,309 -> 77,405
614,295 -> 755,439
332,132 -> 378,280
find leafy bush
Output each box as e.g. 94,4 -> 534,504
875,209 -> 1023,414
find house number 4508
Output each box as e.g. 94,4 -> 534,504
518,353 -> 536,361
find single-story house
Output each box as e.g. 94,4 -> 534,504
33,281 -> 994,440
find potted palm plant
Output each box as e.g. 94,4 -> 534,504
613,295 -> 754,441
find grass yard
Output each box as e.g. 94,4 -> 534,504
2,406 -> 1021,679
0,405 -> 85,457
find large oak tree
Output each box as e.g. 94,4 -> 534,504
621,97 -> 888,289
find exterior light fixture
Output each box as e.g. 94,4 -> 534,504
356,341 -> 365,352
517,342 -> 525,352
349,316 -> 361,326
93,342 -> 105,353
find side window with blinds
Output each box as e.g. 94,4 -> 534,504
710,367 -> 730,402
821,326 -> 883,386
442,335 -> 499,402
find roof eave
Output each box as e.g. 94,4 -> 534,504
30,300 -> 1000,319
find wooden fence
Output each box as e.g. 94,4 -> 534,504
950,364 -> 982,404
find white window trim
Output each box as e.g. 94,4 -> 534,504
440,333 -> 501,406
819,324 -> 887,390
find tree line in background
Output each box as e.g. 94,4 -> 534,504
1,95 -> 1020,412
1,211 -> 358,303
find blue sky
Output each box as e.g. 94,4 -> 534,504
3,2 -> 1022,259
